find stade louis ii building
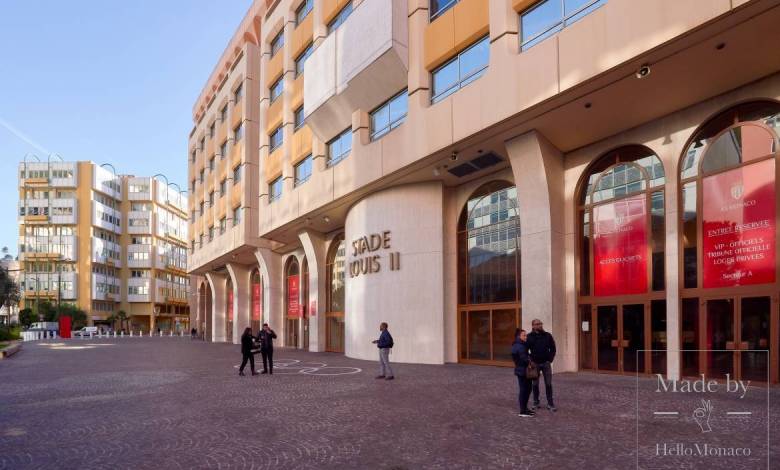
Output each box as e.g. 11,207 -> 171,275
187,0 -> 780,383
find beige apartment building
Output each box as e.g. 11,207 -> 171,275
188,0 -> 780,383
18,161 -> 190,332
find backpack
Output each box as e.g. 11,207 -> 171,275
387,332 -> 394,348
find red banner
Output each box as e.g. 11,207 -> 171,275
59,316 -> 71,339
287,275 -> 300,318
702,159 -> 776,288
227,289 -> 234,322
252,282 -> 261,321
593,194 -> 648,296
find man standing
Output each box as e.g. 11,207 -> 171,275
527,319 -> 556,411
256,323 -> 277,374
371,322 -> 394,380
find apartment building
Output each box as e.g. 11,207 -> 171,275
18,161 -> 190,332
188,0 -> 780,384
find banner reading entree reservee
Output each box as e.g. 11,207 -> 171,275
702,158 -> 776,288
287,275 -> 300,318
593,194 -> 648,296
252,282 -> 261,322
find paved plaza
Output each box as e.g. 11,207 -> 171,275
0,338 -> 778,469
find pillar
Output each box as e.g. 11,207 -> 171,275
299,230 -> 328,352
255,247 -> 284,334
205,271 -> 228,342
226,263 -> 252,344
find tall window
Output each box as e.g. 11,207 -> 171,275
294,106 -> 305,130
296,0 -> 313,25
209,122 -> 215,139
325,235 -> 346,353
209,156 -> 215,171
220,140 -> 228,158
232,206 -> 241,226
431,36 -> 489,103
269,126 -> 284,152
270,30 -> 284,57
269,176 -> 283,202
520,0 -> 606,50
220,104 -> 228,122
370,90 -> 407,140
219,179 -> 226,197
233,82 -> 243,103
233,165 -> 241,184
251,269 -> 262,332
225,278 -> 234,343
295,43 -> 313,77
457,182 -> 522,364
294,155 -> 313,186
430,0 -> 458,20
270,76 -> 284,103
576,145 -> 666,375
233,122 -> 244,143
327,128 -> 352,167
327,2 -> 353,34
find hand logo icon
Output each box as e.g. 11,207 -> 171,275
693,399 -> 713,433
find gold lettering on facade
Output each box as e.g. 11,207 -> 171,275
349,231 -> 399,277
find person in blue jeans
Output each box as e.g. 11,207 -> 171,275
527,319 -> 557,412
511,329 -> 534,417
372,322 -> 394,380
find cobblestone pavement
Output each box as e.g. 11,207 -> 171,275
0,338 -> 777,469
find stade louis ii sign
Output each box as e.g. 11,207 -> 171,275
349,231 -> 401,277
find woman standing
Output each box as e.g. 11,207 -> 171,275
512,329 -> 534,417
238,327 -> 258,376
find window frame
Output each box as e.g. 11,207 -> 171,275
270,30 -> 285,57
269,76 -> 284,103
370,89 -> 408,141
269,176 -> 283,202
295,0 -> 313,25
327,2 -> 353,34
233,122 -> 244,143
294,106 -> 305,130
430,0 -> 459,21
520,0 -> 606,51
295,43 -> 313,77
233,82 -> 243,103
430,36 -> 489,104
327,128 -> 352,167
294,154 -> 313,186
269,125 -> 284,152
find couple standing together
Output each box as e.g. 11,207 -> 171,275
512,319 -> 556,417
239,323 -> 277,376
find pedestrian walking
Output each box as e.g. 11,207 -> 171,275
512,329 -> 534,417
527,319 -> 557,412
371,322 -> 394,380
256,323 -> 277,374
238,327 -> 258,376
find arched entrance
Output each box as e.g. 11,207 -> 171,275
285,257 -> 301,348
226,277 -> 234,343
251,269 -> 262,334
302,256 -> 310,350
678,101 -> 780,383
576,145 -> 666,375
326,235 -> 346,353
457,182 -> 522,365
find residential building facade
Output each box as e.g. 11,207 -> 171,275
188,0 -> 780,384
18,161 -> 190,331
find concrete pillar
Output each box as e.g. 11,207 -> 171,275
299,230 -> 328,352
255,247 -> 284,335
506,130 -> 574,372
226,263 -> 252,344
664,165 -> 682,381
205,271 -> 228,342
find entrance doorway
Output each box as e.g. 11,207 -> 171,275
702,296 -> 772,382
459,307 -> 520,364
594,304 -> 645,373
325,236 -> 345,353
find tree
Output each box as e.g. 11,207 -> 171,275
57,303 -> 87,329
0,267 -> 20,317
18,308 -> 35,328
116,310 -> 128,331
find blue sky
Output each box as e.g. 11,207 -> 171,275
0,0 -> 253,256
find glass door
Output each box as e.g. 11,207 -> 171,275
326,313 -> 344,353
622,304 -> 645,373
705,298 -> 735,380
739,297 -> 770,382
596,305 -> 619,371
458,307 -> 520,365
595,303 -> 648,373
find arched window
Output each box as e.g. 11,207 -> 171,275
457,182 -> 521,364
678,101 -> 780,383
326,235 -> 346,353
250,269 -> 262,333
576,145 -> 666,375
285,257 -> 301,348
225,277 -> 234,343
301,256 -> 310,350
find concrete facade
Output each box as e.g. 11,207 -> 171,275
187,0 -> 780,382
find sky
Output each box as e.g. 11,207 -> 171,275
0,0 -> 253,257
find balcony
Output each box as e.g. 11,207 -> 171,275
304,0 -> 408,140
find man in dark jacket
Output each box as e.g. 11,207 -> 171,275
511,329 -> 534,417
371,322 -> 394,380
256,323 -> 277,374
526,319 -> 556,411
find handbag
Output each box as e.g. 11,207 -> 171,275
526,361 -> 539,379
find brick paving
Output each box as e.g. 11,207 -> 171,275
0,338 -> 777,469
